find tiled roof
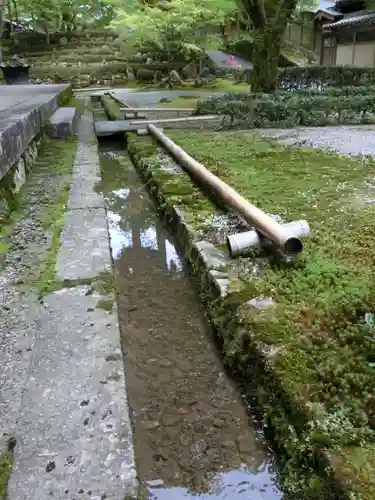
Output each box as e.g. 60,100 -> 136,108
324,10 -> 375,28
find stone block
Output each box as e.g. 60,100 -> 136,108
13,157 -> 26,193
195,240 -> 229,271
46,107 -> 77,139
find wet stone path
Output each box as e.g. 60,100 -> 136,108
98,145 -> 283,499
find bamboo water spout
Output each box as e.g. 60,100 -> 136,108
147,124 -> 304,255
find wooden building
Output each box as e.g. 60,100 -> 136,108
315,0 -> 375,65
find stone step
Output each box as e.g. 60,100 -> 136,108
46,107 -> 77,139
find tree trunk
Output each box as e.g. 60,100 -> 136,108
45,26 -> 50,44
12,0 -> 18,24
251,25 -> 283,93
7,0 -> 12,36
0,9 -> 4,39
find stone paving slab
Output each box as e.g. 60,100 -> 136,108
56,204 -> 110,281
0,289 -> 41,452
8,286 -> 137,500
67,175 -> 104,210
57,106 -> 111,279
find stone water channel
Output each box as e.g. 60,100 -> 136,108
97,141 -> 283,499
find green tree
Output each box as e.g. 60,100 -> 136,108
18,0 -> 60,42
110,0 -> 237,61
239,0 -> 318,92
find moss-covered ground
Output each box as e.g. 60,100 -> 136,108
127,129 -> 375,498
0,452 -> 12,500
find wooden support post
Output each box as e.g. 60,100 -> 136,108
130,115 -> 219,126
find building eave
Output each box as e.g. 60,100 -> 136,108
323,10 -> 375,29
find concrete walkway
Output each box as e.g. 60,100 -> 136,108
1,102 -> 137,500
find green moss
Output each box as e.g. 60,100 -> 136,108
95,271 -> 116,296
37,192 -> 69,296
330,444 -> 375,499
29,138 -> 77,295
57,86 -> 73,106
102,95 -> 124,120
63,96 -> 78,108
96,298 -> 114,311
0,136 -> 77,269
0,164 -> 19,216
0,452 -> 12,500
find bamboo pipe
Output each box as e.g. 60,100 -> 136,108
107,92 -> 132,108
228,220 -> 310,257
120,107 -> 194,112
147,124 -> 303,255
130,115 -> 219,126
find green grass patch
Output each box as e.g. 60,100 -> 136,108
37,182 -> 71,296
0,452 -> 12,500
162,129 -> 375,498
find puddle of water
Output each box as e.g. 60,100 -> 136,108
98,143 -> 283,500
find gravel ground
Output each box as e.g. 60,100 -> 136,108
254,125 -> 375,157
0,167 -> 72,454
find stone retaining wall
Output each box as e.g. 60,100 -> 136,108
0,135 -> 41,221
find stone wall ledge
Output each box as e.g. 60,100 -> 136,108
0,84 -> 72,183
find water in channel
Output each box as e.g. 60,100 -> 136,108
98,143 -> 283,500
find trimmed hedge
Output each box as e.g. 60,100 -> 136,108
278,65 -> 375,90
196,89 -> 375,128
294,85 -> 375,97
127,62 -> 186,72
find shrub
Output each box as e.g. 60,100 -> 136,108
292,85 -> 375,97
196,91 -> 375,128
128,62 -> 185,73
278,65 -> 375,90
136,68 -> 155,82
